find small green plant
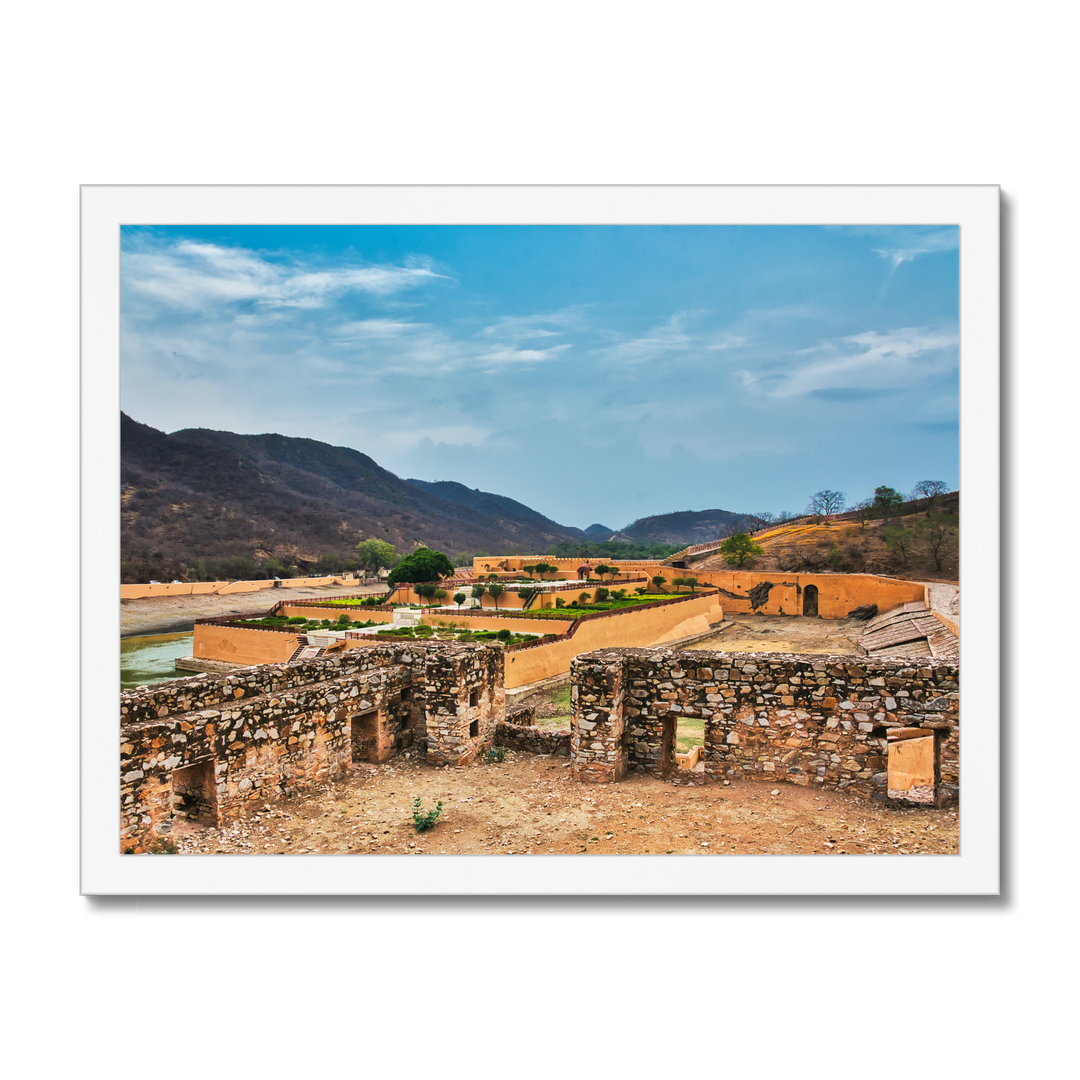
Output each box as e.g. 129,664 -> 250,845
483,745 -> 507,764
496,628 -> 512,641
412,796 -> 443,831
147,836 -> 179,854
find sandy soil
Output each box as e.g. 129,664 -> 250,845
169,752 -> 958,856
683,613 -> 866,655
121,583 -> 386,637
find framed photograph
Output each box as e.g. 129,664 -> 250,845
83,185 -> 998,894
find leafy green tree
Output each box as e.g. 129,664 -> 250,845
594,563 -> 614,581
522,563 -> 538,579
432,588 -> 448,606
651,574 -> 668,592
683,577 -> 699,593
416,582 -> 437,607
537,562 -> 559,580
720,533 -> 764,568
671,577 -> 686,592
453,592 -> 467,610
470,584 -> 487,605
487,582 -> 504,610
386,547 -> 455,587
873,486 -> 905,514
355,538 -> 398,575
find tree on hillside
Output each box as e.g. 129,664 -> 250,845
882,524 -> 916,567
720,532 -> 765,568
386,547 -> 455,587
910,480 -> 950,516
807,490 -> 846,518
873,486 -> 905,515
851,498 -> 875,530
355,538 -> 397,576
487,582 -> 504,610
743,511 -> 776,533
916,514 -> 958,571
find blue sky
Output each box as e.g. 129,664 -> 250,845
120,224 -> 959,530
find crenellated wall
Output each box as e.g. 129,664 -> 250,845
120,643 -> 503,851
570,648 -> 959,804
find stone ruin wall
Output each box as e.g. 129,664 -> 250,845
121,642 -> 503,851
570,648 -> 959,804
495,704 -> 572,757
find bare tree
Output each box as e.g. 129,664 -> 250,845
910,480 -> 950,516
850,498 -> 875,530
807,490 -> 846,518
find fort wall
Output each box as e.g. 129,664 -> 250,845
570,647 -> 958,804
121,574 -> 360,600
120,644 -> 503,851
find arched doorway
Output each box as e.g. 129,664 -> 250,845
803,583 -> 819,617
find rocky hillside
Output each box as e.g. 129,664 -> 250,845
120,413 -> 586,581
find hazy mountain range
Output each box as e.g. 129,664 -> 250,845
120,414 -> 747,577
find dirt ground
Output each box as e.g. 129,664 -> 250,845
169,751 -> 958,856
121,583 -> 386,637
684,612 -> 867,655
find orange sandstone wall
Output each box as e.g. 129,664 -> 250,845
121,575 -> 358,600
192,624 -> 300,667
425,614 -> 576,635
502,593 -> 724,688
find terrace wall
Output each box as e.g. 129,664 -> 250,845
192,623 -> 302,666
120,575 -> 361,599
120,643 -> 503,851
570,647 -> 959,804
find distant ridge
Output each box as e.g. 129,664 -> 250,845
120,413 -> 585,580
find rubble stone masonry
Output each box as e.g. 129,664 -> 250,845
120,643 -> 503,851
570,648 -> 958,805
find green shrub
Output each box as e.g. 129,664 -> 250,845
147,837 -> 178,854
411,796 -> 443,831
496,628 -> 512,641
483,745 -> 507,764
286,616 -> 307,624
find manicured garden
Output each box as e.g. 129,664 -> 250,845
374,623 -> 553,646
236,614 -> 383,632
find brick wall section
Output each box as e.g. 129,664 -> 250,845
569,648 -> 959,804
120,643 -> 502,851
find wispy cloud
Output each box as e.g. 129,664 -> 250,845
123,238 -> 445,311
738,326 -> 958,398
872,228 -> 959,268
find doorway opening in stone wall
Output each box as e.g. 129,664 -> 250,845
675,714 -> 705,772
171,758 -> 219,827
886,728 -> 939,805
803,583 -> 819,617
350,710 -> 381,764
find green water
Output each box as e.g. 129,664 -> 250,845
121,632 -> 195,689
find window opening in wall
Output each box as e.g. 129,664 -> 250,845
803,583 -> 819,617
469,690 -> 479,707
171,759 -> 218,826
351,710 -> 380,763
886,728 -> 937,804
469,718 -> 479,738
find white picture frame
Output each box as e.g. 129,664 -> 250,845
83,184 -> 998,895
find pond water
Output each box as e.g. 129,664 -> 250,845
121,632 -> 194,689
